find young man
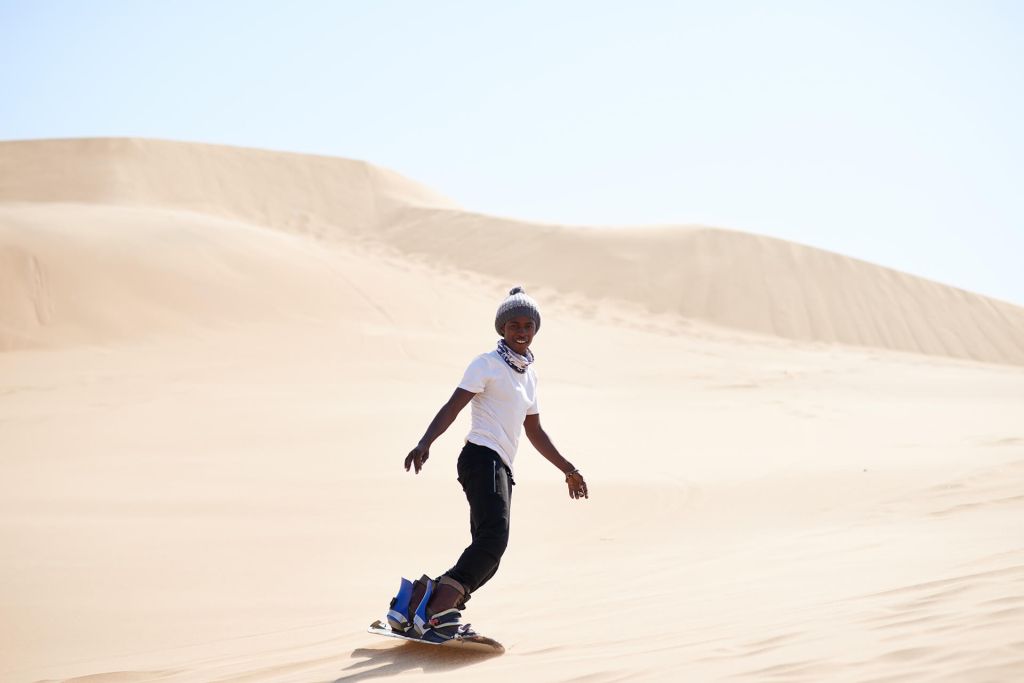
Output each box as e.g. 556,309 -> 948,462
385,287 -> 589,642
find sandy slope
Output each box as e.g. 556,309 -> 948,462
1,140 -> 1023,682
3,138 -> 1023,365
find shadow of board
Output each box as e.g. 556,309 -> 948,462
334,643 -> 502,682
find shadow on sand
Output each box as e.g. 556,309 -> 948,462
333,642 -> 501,682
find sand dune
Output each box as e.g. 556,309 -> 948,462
375,208 -> 1024,366
1,139 -> 1023,682
0,137 -> 456,226
3,138 -> 1023,365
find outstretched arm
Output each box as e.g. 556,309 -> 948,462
523,413 -> 588,500
405,388 -> 476,474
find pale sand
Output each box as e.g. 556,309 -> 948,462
1,139 -> 1022,682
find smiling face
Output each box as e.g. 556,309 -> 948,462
501,315 -> 537,355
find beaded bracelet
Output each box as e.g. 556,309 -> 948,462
564,468 -> 580,481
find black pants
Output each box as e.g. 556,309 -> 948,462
446,441 -> 514,595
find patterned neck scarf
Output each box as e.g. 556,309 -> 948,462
496,339 -> 534,374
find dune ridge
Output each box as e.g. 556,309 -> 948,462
375,207 -> 1024,365
0,137 -> 458,236
2,137 -> 1022,365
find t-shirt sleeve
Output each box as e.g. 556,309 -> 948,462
457,355 -> 490,393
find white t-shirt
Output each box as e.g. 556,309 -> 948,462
458,350 -> 539,472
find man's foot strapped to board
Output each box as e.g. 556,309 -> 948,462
388,574 -> 470,636
378,576 -> 488,646
417,574 -> 471,641
385,573 -> 472,641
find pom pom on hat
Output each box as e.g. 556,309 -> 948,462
495,286 -> 542,335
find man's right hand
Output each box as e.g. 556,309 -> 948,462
405,445 -> 430,474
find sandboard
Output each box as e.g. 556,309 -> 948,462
367,619 -> 505,654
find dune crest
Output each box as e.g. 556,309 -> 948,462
2,137 -> 1023,365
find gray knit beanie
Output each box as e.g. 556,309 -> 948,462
495,286 -> 542,335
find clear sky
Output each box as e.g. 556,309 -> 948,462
2,1 -> 1022,304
